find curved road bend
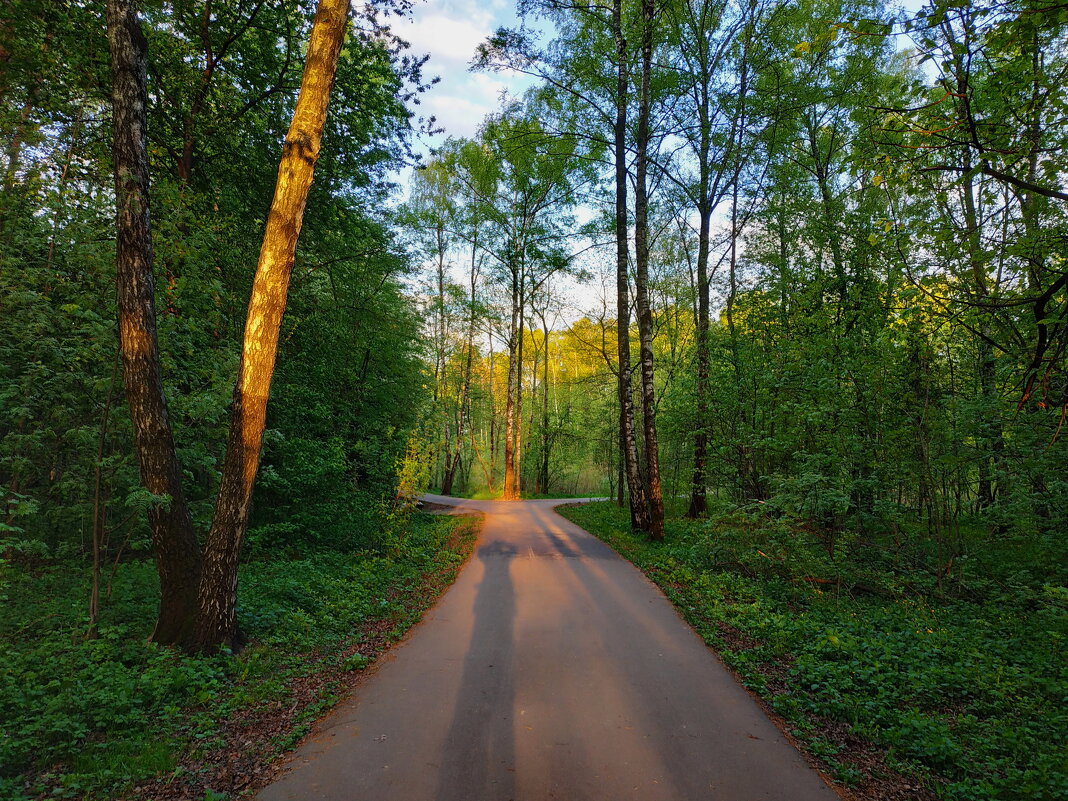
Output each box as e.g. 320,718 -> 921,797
258,494 -> 840,801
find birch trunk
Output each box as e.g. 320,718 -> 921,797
633,0 -> 665,540
612,0 -> 648,531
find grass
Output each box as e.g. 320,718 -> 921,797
0,511 -> 479,801
557,501 -> 1068,801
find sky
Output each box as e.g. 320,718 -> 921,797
393,0 -> 538,147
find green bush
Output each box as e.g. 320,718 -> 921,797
0,512 -> 470,800
560,502 -> 1068,801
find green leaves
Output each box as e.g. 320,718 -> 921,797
563,501 -> 1068,801
0,512 -> 474,798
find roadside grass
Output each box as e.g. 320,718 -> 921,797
0,512 -> 478,801
558,501 -> 1068,801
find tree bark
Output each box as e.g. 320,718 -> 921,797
194,0 -> 351,650
633,0 -> 665,541
503,253 -> 520,499
612,0 -> 648,531
539,310 -> 551,495
687,103 -> 712,519
106,0 -> 203,647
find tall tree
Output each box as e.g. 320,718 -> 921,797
107,0 -> 355,650
195,0 -> 353,649
632,0 -> 665,539
611,0 -> 650,530
106,0 -> 202,645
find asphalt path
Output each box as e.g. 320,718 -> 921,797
258,494 -> 840,801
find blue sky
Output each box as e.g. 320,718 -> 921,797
396,0 -> 537,146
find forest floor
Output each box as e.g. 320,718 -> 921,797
557,502 -> 1068,801
0,510 -> 480,801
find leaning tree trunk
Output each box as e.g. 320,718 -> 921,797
106,0 -> 202,647
194,0 -> 351,651
612,0 -> 648,532
633,0 -> 665,541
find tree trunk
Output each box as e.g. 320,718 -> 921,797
194,0 -> 351,650
540,312 -> 551,495
488,335 -> 497,490
682,0 -> 724,521
960,161 -> 999,509
503,258 -> 520,499
515,288 -> 524,495
633,0 -> 665,541
107,0 -> 203,648
440,449 -> 457,495
687,146 -> 712,519
444,243 -> 480,495
530,329 -> 541,494
88,352 -> 120,636
612,0 -> 648,531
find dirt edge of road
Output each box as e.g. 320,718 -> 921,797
138,510 -> 483,801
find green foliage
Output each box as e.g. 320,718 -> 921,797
0,0 -> 431,560
0,512 -> 471,800
562,502 -> 1068,801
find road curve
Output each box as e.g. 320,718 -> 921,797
258,495 -> 840,801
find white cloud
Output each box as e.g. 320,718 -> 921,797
397,0 -> 536,144
399,13 -> 491,68
424,94 -> 493,139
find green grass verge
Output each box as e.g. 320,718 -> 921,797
0,512 -> 477,800
557,502 -> 1067,801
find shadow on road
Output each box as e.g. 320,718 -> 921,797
433,540 -> 518,801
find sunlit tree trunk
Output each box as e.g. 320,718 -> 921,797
195,0 -> 351,650
106,0 -> 203,647
488,335 -> 498,489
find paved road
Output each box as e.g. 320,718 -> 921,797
259,495 -> 840,801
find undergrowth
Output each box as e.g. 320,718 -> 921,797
0,512 -> 473,800
558,502 -> 1068,801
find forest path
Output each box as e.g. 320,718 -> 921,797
257,494 -> 839,801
